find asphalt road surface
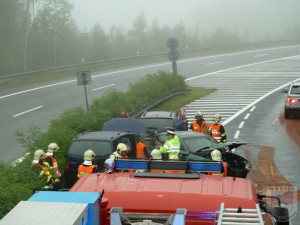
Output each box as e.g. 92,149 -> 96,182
184,56 -> 300,224
1,45 -> 300,163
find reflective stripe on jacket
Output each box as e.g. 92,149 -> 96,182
136,141 -> 149,159
159,137 -> 180,157
31,162 -> 53,190
78,164 -> 96,178
191,121 -> 212,135
44,155 -> 61,177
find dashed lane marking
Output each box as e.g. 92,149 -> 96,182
250,106 -> 256,112
13,106 -> 43,118
234,130 -> 240,139
254,54 -> 270,57
244,113 -> 251,120
238,121 -> 245,129
92,84 -> 115,91
206,61 -> 224,66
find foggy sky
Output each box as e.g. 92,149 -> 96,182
72,0 -> 300,39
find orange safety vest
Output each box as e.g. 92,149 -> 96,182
191,121 -> 211,135
210,124 -> 222,142
208,162 -> 228,176
136,142 -> 148,159
78,164 -> 96,178
44,155 -> 61,177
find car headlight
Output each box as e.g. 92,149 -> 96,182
245,161 -> 252,171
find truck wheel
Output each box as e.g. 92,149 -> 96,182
274,206 -> 289,225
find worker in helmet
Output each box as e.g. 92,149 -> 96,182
44,142 -> 62,178
208,150 -> 228,176
78,149 -> 98,178
189,111 -> 212,135
150,149 -> 162,159
136,136 -> 151,159
109,143 -> 129,160
156,128 -> 180,159
210,114 -> 227,143
31,149 -> 55,191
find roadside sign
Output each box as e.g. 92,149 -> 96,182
167,50 -> 180,61
166,37 -> 179,49
76,71 -> 92,86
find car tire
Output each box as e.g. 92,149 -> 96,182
284,109 -> 290,119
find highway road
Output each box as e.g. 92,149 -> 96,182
183,56 -> 300,224
1,45 -> 300,163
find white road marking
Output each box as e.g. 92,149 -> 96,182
234,130 -> 240,139
206,61 -> 223,66
250,106 -> 256,112
223,77 -> 300,126
244,113 -> 251,120
185,55 -> 300,81
238,121 -> 245,129
254,54 -> 270,57
92,84 -> 115,91
13,106 -> 43,117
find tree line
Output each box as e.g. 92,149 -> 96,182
1,0 -> 299,77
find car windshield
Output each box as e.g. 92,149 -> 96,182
183,136 -> 217,153
141,118 -> 173,132
291,85 -> 300,94
68,140 -> 112,156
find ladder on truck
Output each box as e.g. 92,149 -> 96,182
217,203 -> 264,225
110,207 -> 187,225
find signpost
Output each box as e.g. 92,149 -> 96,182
166,37 -> 180,74
76,70 -> 92,111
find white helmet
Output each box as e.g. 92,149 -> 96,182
150,149 -> 162,159
195,111 -> 203,118
84,149 -> 95,161
34,149 -> 45,160
169,154 -> 179,160
211,150 -> 222,161
47,142 -> 59,153
116,143 -> 129,153
213,113 -> 221,123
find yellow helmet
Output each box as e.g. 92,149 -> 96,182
169,154 -> 179,160
34,149 -> 45,160
47,142 -> 59,153
211,150 -> 222,161
116,143 -> 128,153
150,149 -> 162,159
84,149 -> 95,161
195,111 -> 203,118
213,113 -> 221,123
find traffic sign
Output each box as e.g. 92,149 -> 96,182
166,37 -> 179,49
167,50 -> 180,61
76,71 -> 92,86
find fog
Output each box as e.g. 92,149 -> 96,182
72,0 -> 300,40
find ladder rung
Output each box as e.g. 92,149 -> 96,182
222,213 -> 258,217
221,223 -> 261,225
223,217 -> 259,222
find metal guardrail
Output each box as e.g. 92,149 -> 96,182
1,39 -> 300,83
129,89 -> 190,118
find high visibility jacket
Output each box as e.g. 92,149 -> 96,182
44,154 -> 61,177
136,142 -> 150,159
191,121 -> 212,135
210,123 -> 227,143
208,162 -> 228,176
31,162 -> 53,190
159,137 -> 180,158
78,164 -> 97,178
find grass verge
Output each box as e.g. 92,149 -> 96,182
151,87 -> 215,111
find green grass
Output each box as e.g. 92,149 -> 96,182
151,87 -> 215,111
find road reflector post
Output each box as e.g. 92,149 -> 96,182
167,37 -> 180,75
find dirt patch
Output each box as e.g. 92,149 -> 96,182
245,146 -> 300,203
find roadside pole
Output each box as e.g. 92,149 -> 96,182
167,37 -> 180,75
76,70 -> 92,112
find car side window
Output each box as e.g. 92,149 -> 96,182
116,136 -> 131,151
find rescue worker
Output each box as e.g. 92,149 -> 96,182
109,143 -> 129,160
31,149 -> 53,190
189,111 -> 212,135
208,150 -> 228,176
156,128 -> 180,159
210,114 -> 227,143
44,142 -> 62,178
78,149 -> 98,178
136,136 -> 151,159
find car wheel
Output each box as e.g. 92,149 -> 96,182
284,109 -> 290,119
